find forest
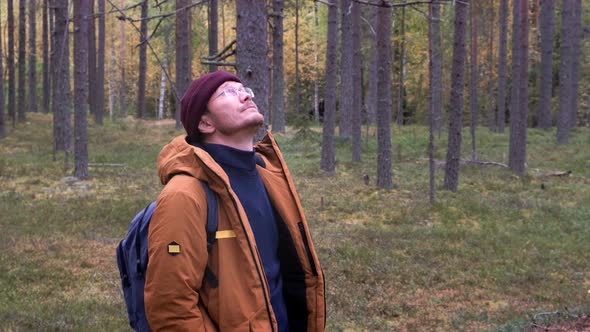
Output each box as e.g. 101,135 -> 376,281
0,0 -> 589,330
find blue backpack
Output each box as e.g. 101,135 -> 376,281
116,180 -> 219,332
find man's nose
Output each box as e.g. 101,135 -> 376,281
239,92 -> 252,102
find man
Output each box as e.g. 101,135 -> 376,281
144,71 -> 325,331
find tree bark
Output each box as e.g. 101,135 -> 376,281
364,5 -> 378,125
351,0 -> 362,162
0,12 -> 5,138
96,0 -> 105,125
537,0 -> 555,129
496,0 -> 508,133
51,0 -> 71,152
486,1 -> 495,131
271,0 -> 285,133
295,0 -> 301,115
73,0 -> 89,178
556,0 -> 573,144
42,0 -> 50,113
28,0 -> 38,114
158,38 -> 169,120
17,0 -> 27,122
443,0 -> 469,192
469,2 -> 478,160
88,0 -> 97,119
236,0 -> 269,141
430,1 -> 442,134
397,4 -> 406,126
313,0 -> 320,122
208,0 -> 218,72
428,2 -> 438,203
321,0 -> 338,174
119,0 -> 126,118
137,0 -> 148,119
8,0 -> 16,127
339,0 -> 353,138
569,0 -> 582,129
508,0 -> 528,175
376,0 -> 392,189
176,0 -> 191,129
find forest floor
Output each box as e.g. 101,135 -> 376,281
1,113 -> 589,331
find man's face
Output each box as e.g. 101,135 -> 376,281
201,81 -> 264,136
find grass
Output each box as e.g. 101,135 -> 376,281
1,113 -> 589,331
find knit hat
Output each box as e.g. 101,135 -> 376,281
180,71 -> 241,138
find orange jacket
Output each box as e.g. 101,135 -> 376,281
144,131 -> 325,331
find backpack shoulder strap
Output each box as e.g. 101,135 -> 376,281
199,180 -> 219,288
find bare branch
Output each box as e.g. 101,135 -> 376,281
105,0 -> 179,101
352,0 -> 452,8
122,1 -> 207,23
200,60 -> 237,67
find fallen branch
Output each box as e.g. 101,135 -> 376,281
88,163 -> 126,167
532,170 -> 572,178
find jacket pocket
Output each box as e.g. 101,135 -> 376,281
297,221 -> 318,276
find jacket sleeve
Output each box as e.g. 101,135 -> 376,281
144,187 -> 211,331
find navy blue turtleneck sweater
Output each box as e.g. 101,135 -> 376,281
201,143 -> 288,332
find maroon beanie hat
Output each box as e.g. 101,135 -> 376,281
180,70 -> 241,138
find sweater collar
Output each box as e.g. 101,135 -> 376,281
200,143 -> 257,172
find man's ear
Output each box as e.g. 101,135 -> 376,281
198,113 -> 216,135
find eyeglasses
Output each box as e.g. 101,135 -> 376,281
213,86 -> 255,100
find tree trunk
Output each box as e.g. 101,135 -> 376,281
428,2 -> 438,204
294,0 -> 301,115
321,0 -> 338,174
313,0 -> 320,121
176,0 -> 191,129
508,0 -> 528,175
28,0 -> 38,114
376,0 -> 392,189
51,0 -> 71,152
364,6 -> 378,125
108,8 -> 116,120
42,0 -> 50,113
556,0 -> 573,144
496,0 -> 508,133
73,0 -> 89,178
351,0 -> 362,162
537,0 -> 555,129
8,0 -> 16,127
0,12 -> 5,138
119,0 -> 126,118
271,0 -> 285,133
339,0 -> 353,138
88,0 -> 97,119
18,0 -> 27,122
469,1 -> 478,160
430,1 -> 442,134
96,0 -> 105,125
569,0 -> 582,129
208,0 -> 218,72
397,4 -> 406,126
443,0 -> 469,192
486,1 -> 495,131
137,0 -> 148,119
236,0 -> 269,141
159,40 -> 169,120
